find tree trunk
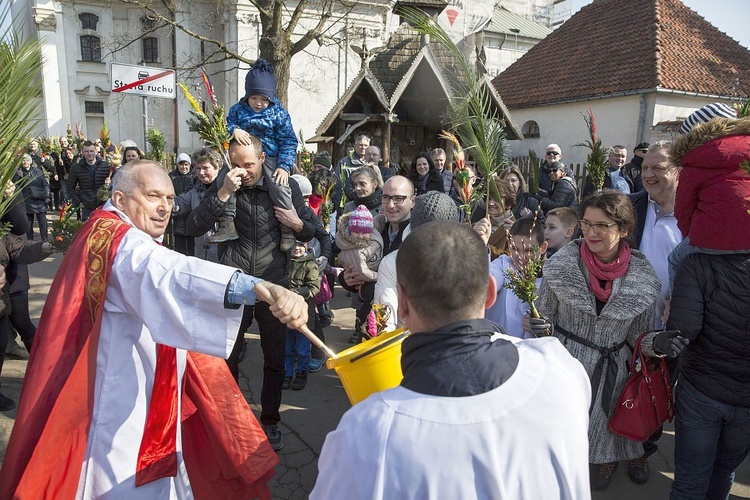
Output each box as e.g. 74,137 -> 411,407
259,32 -> 293,108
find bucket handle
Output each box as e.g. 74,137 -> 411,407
255,282 -> 338,360
349,331 -> 410,363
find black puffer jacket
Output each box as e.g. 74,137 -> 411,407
667,252 -> 750,407
187,175 -> 317,287
67,159 -> 111,210
539,176 -> 578,213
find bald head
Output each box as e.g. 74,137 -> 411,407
382,175 -> 415,226
111,160 -> 174,239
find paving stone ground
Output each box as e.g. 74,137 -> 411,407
1,241 -> 748,499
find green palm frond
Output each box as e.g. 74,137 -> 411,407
402,7 -> 509,211
0,7 -> 44,234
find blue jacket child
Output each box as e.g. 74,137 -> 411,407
210,59 -> 298,250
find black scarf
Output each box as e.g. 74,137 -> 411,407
401,319 -> 519,397
352,187 -> 382,212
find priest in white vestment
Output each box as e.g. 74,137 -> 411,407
312,220 -> 591,500
0,161 -> 308,499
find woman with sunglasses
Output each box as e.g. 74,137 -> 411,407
539,144 -> 562,192
535,160 -> 579,214
526,189 -> 687,491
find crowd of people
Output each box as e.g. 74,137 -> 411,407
0,55 -> 747,500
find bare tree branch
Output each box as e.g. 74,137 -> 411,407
118,0 -> 254,65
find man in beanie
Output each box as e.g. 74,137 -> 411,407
216,59 -> 298,251
312,220 -> 591,499
311,151 -> 343,222
169,153 -> 195,255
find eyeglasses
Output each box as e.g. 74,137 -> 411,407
641,166 -> 672,174
382,194 -> 409,205
546,151 -> 560,156
579,220 -> 619,234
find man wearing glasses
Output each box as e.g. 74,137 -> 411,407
539,144 -> 563,192
339,175 -> 414,298
627,141 -> 682,485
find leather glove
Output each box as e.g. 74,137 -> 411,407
528,316 -> 552,338
653,330 -> 689,358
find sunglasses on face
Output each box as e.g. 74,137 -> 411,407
546,151 -> 560,156
549,168 -> 560,173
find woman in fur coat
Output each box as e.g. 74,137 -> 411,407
530,190 -> 687,491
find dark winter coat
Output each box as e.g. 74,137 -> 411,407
407,169 -> 445,196
512,191 -> 543,221
67,159 -> 111,210
670,117 -> 750,251
0,234 -> 50,316
226,97 -> 298,172
628,190 -> 650,248
169,170 -> 196,236
623,155 -> 644,192
667,252 -> 750,407
539,176 -> 578,213
186,175 -> 318,287
14,166 -> 50,214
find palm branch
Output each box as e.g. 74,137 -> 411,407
403,8 -> 510,213
0,7 -> 44,236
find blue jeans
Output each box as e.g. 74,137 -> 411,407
285,329 -> 310,377
671,381 -> 750,500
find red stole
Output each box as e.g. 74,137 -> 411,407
0,209 -> 278,499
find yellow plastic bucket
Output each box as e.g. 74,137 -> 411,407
327,328 -> 410,405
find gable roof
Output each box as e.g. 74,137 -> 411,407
485,6 -> 552,40
492,0 -> 750,108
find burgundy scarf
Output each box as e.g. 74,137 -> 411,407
580,241 -> 632,302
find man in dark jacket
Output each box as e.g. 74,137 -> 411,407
187,136 -> 319,451
67,141 -> 110,220
623,142 -> 649,192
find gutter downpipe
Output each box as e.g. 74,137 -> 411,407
636,92 -> 647,145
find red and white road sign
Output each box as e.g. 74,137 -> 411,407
111,62 -> 176,99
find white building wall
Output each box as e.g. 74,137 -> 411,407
507,95 -> 642,165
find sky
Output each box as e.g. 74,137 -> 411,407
572,0 -> 750,49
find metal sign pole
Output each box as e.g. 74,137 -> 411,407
142,95 -> 148,154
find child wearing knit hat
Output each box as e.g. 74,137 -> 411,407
210,59 -> 299,251
336,205 -> 384,342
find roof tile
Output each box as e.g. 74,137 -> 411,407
492,0 -> 750,108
